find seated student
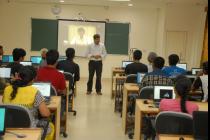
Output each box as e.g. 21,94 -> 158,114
125,50 -> 148,75
3,66 -> 54,140
40,48 -> 48,68
141,57 -> 173,87
163,54 -> 186,77
57,48 -> 80,82
192,61 -> 208,102
6,48 -> 26,77
0,45 -> 4,66
160,75 -> 199,115
147,52 -> 157,73
36,50 -> 66,95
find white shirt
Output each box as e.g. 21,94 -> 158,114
200,75 -> 208,102
86,43 -> 107,61
70,35 -> 92,46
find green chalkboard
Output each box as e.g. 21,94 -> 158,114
31,19 -> 58,51
31,19 -> 130,55
105,23 -> 130,55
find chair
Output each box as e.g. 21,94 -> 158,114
126,74 -> 137,83
193,111 -> 208,140
63,72 -> 77,116
0,104 -> 49,140
138,86 -> 154,99
51,85 -> 58,96
155,111 -> 193,135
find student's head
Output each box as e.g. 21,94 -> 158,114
46,50 -> 59,66
40,48 -> 48,59
12,48 -> 26,62
175,75 -> 192,113
66,48 -> 75,61
153,57 -> 165,70
133,50 -> 142,61
0,45 -> 3,55
78,27 -> 85,37
93,34 -> 100,45
203,61 -> 208,75
10,66 -> 37,100
148,52 -> 157,64
169,54 -> 180,66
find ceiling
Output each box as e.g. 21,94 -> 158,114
7,0 -> 209,7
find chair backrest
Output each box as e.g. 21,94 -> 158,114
193,111 -> 208,140
50,85 -> 58,96
155,111 -> 193,135
138,86 -> 154,99
126,74 -> 137,83
0,104 -> 33,128
63,72 -> 74,90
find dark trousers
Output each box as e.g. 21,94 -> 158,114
87,60 -> 103,92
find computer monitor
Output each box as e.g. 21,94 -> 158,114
137,73 -> 146,84
2,55 -> 13,63
32,82 -> 51,98
122,61 -> 133,68
0,107 -> 6,136
20,61 -> 32,66
192,68 -> 202,75
154,86 -> 176,101
0,68 -> 11,78
186,75 -> 197,84
30,56 -> 42,64
177,63 -> 187,71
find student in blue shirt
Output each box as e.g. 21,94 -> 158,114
163,54 -> 186,77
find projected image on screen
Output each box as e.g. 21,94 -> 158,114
69,26 -> 95,46
58,20 -> 105,57
160,89 -> 173,99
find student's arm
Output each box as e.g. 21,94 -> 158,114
39,102 -> 51,117
192,77 -> 202,91
58,74 -> 67,95
35,92 -> 51,117
74,64 -> 80,81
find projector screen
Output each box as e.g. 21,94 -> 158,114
58,20 -> 106,57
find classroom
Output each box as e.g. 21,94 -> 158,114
0,0 -> 208,140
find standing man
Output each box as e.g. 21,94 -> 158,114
86,34 -> 107,95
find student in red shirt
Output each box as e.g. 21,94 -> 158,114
160,75 -> 199,115
37,50 -> 66,95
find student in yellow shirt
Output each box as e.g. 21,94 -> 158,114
3,66 -> 54,140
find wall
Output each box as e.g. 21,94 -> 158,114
0,1 -> 207,78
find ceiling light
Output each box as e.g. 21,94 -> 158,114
60,0 -> 65,3
108,0 -> 131,2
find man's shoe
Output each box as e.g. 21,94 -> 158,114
97,92 -> 102,95
86,91 -> 92,95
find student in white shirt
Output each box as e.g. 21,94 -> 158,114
192,61 -> 208,102
86,34 -> 107,95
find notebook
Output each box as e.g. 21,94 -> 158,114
0,68 -> 11,78
137,73 -> 146,84
30,56 -> 42,64
2,55 -> 13,63
0,107 -> 6,136
20,61 -> 32,66
177,63 -> 187,71
154,86 -> 176,107
122,61 -> 133,68
32,82 -> 51,101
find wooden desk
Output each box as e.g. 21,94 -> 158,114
4,128 -> 42,140
111,68 -> 125,99
47,96 -> 61,140
134,100 -> 208,140
159,135 -> 194,140
122,83 -> 139,133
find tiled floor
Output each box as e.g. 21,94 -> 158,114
62,78 -> 129,140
